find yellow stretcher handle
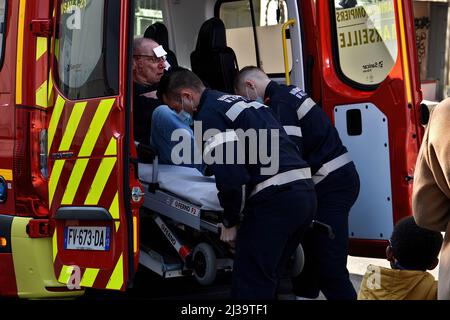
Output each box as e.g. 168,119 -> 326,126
282,19 -> 295,85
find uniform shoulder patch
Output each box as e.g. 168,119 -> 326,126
289,87 -> 308,99
217,95 -> 241,103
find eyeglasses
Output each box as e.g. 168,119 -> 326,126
134,54 -> 166,64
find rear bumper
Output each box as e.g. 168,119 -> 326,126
6,216 -> 85,299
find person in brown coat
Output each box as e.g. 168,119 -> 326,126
413,99 -> 450,300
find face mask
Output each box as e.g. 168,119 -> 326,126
178,97 -> 194,126
178,110 -> 193,126
246,86 -> 264,104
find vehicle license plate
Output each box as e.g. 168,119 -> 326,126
64,226 -> 110,251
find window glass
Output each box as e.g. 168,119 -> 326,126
134,0 -> 163,37
333,0 -> 398,86
220,0 -> 291,74
58,0 -> 120,100
0,0 -> 6,69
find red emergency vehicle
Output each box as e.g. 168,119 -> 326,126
0,0 -> 424,298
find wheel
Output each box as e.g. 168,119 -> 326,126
192,242 -> 217,286
290,244 -> 305,277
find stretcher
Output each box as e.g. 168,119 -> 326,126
136,143 -> 233,285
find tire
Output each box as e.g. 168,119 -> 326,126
192,242 -> 217,286
291,244 -> 305,277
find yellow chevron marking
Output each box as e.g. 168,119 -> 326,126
59,102 -> 87,152
80,268 -> 100,288
36,80 -> 48,108
48,70 -> 54,103
109,192 -> 120,232
15,0 -> 26,104
48,95 -> 65,154
58,265 -> 74,285
84,157 -> 116,205
52,228 -> 58,263
36,37 -> 47,61
109,192 -> 120,220
79,99 -> 115,157
104,137 -> 117,156
0,169 -> 13,181
61,159 -> 89,205
49,159 -> 65,208
48,95 -> 65,153
106,254 -> 123,290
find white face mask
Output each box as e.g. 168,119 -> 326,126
245,86 -> 264,104
178,97 -> 194,126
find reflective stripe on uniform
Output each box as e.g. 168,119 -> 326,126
297,98 -> 316,121
283,126 -> 302,138
250,168 -> 312,197
312,152 -> 352,185
203,131 -> 239,156
225,101 -> 266,122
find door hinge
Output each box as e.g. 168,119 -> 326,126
30,19 -> 53,37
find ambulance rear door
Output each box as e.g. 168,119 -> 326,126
316,0 -> 423,257
48,0 -> 136,290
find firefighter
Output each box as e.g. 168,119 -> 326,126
235,66 -> 360,300
157,67 -> 317,300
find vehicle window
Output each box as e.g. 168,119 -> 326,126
0,0 -> 6,69
333,0 -> 398,86
134,0 -> 164,37
220,0 -> 291,75
57,0 -> 120,100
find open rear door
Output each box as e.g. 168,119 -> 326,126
316,0 -> 423,257
47,0 -> 135,290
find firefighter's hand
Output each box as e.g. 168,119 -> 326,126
218,224 -> 237,243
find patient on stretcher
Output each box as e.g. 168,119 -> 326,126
150,105 -> 204,173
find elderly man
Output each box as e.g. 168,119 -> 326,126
133,37 -> 166,145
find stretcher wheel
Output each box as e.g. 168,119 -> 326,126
291,244 -> 305,277
192,243 -> 217,286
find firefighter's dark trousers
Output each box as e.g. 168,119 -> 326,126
293,162 -> 360,300
230,181 -> 316,300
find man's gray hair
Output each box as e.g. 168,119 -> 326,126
133,37 -> 158,55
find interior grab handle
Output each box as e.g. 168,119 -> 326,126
282,19 -> 295,85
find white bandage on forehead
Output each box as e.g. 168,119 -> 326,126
153,45 -> 168,58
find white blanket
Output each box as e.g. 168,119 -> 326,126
138,163 -> 223,211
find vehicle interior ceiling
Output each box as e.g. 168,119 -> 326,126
132,0 -> 303,91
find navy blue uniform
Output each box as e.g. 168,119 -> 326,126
195,89 -> 316,299
265,81 -> 360,300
